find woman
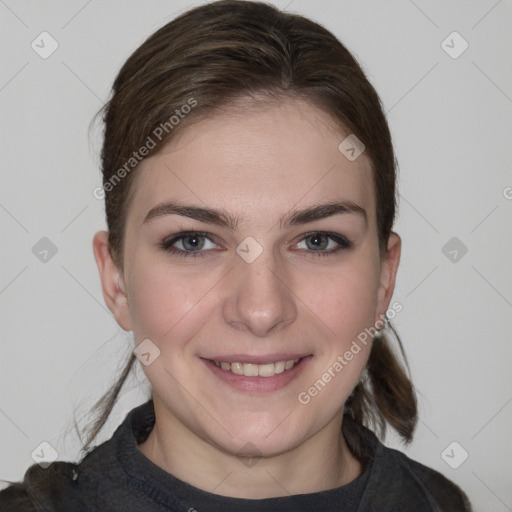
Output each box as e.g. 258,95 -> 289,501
0,1 -> 472,510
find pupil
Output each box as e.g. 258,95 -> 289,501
185,235 -> 203,250
309,234 -> 326,250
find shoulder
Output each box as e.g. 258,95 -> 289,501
0,440 -> 121,511
0,402 -> 150,511
0,461 -> 78,511
344,419 -> 472,511
378,444 -> 473,511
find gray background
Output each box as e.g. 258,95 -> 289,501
1,1 -> 511,510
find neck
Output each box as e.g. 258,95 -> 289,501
138,399 -> 363,499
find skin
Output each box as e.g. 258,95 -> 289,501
93,97 -> 401,499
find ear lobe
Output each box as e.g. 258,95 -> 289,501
92,231 -> 132,331
376,232 -> 401,319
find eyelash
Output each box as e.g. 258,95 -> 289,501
158,231 -> 353,259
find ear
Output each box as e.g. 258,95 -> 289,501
376,232 -> 401,320
93,231 -> 132,331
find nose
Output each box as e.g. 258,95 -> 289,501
221,249 -> 297,337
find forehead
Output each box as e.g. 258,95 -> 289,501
127,98 -> 375,228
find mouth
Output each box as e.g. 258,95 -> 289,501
210,358 -> 302,377
200,355 -> 312,393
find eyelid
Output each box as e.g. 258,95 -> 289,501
159,231 -> 221,256
291,231 -> 352,256
159,230 -> 352,258
291,230 -> 351,246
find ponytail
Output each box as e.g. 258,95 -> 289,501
80,352 -> 137,451
345,323 -> 418,444
0,353 -> 138,510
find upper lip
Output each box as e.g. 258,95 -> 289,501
201,353 -> 310,364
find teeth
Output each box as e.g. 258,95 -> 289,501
274,361 -> 286,374
258,363 -> 275,377
230,362 -> 243,375
214,358 -> 301,377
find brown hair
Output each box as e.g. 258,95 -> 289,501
88,0 -> 417,449
93,0 -> 417,444
2,1 -> 418,503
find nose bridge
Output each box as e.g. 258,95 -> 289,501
223,246 -> 297,336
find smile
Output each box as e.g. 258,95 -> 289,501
202,355 -> 312,393
211,358 -> 301,377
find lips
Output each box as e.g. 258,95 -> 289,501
212,358 -> 301,377
201,354 -> 312,393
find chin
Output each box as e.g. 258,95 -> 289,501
203,413 -> 310,459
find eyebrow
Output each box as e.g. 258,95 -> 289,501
142,200 -> 367,230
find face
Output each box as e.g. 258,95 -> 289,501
95,98 -> 400,458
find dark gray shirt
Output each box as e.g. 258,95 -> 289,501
0,400 -> 472,511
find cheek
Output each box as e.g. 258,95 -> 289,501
125,253 -> 221,345
300,256 -> 381,343
294,263 -> 379,414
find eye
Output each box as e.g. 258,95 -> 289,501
159,230 -> 352,259
295,232 -> 352,257
159,231 -> 220,258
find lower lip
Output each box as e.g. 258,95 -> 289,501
201,356 -> 312,393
